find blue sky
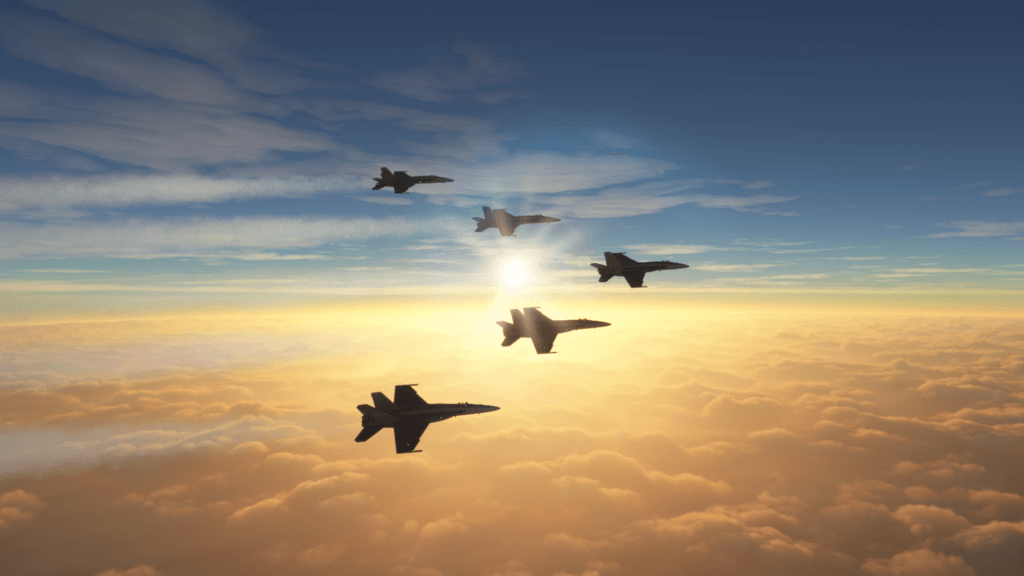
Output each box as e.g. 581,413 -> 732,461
1,0 -> 1022,312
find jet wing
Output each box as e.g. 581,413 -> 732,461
394,421 -> 429,453
394,385 -> 428,407
623,271 -> 646,288
524,307 -> 552,323
518,215 -> 558,224
531,333 -> 556,354
393,183 -> 410,194
497,220 -> 516,236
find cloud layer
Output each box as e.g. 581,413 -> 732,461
1,303 -> 1022,575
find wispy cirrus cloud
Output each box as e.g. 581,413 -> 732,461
22,0 -> 325,95
362,41 -> 529,102
0,14 -> 249,105
0,216 -> 443,260
0,174 -> 357,211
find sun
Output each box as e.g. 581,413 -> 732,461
502,260 -> 527,286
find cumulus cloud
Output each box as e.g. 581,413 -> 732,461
1,299 -> 1023,575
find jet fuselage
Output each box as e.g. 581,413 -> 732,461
590,252 -> 689,288
496,307 -> 610,354
355,385 -> 499,453
473,206 -> 560,236
372,167 -> 453,193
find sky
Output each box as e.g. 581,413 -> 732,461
1,1 -> 1022,575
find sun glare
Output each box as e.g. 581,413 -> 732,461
502,261 -> 527,286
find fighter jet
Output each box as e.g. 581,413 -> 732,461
497,307 -> 610,354
590,251 -> 689,288
473,206 -> 560,237
372,167 -> 454,194
355,385 -> 499,453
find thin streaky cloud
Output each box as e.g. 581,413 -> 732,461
0,174 -> 361,210
929,221 -> 1024,238
623,244 -> 728,255
742,179 -> 774,189
982,187 -> 1023,197
824,257 -> 886,261
0,216 -> 447,260
694,263 -> 783,272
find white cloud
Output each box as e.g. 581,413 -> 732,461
742,179 -> 774,189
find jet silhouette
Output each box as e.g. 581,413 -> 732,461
497,307 -> 610,354
591,251 -> 689,288
473,206 -> 560,237
372,167 -> 453,194
355,385 -> 499,453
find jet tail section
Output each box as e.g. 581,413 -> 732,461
359,404 -> 397,426
599,274 -> 613,282
475,222 -> 489,232
371,392 -> 396,411
510,309 -> 526,328
380,167 -> 393,179
482,206 -> 493,219
497,320 -> 520,346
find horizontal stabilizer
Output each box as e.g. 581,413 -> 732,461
476,223 -> 489,232
501,335 -> 521,347
355,425 -> 383,442
599,274 -> 613,282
